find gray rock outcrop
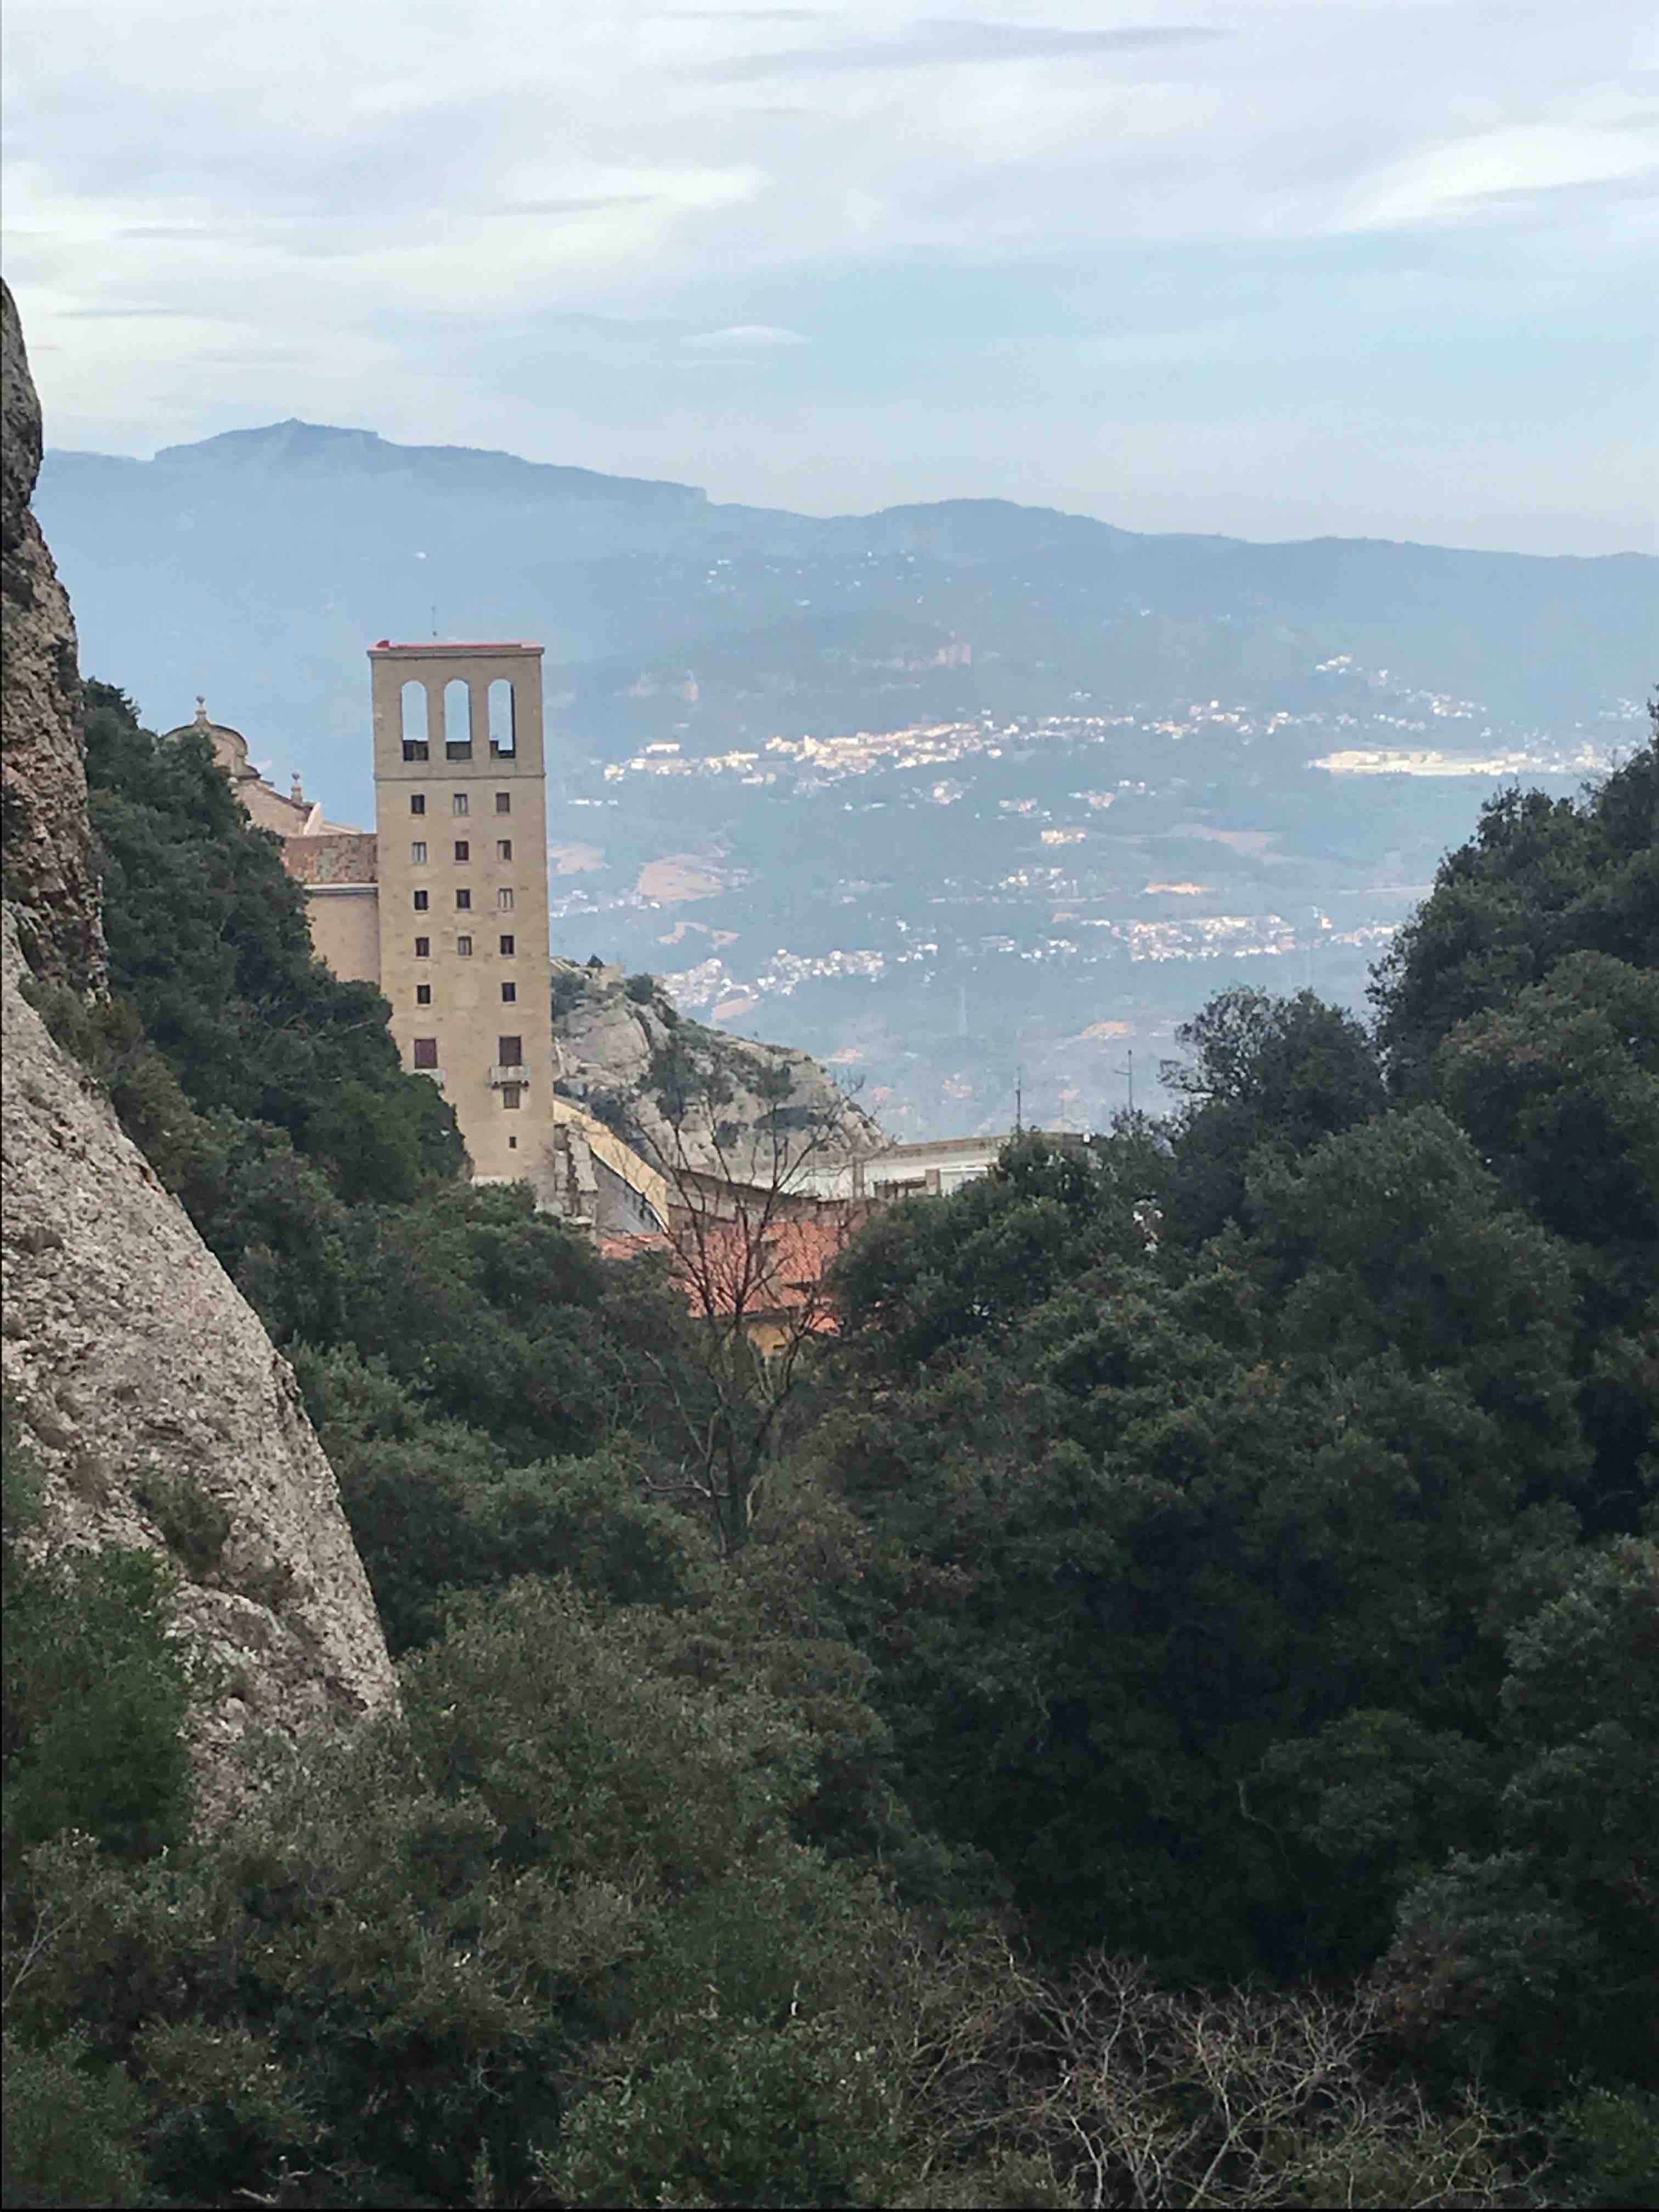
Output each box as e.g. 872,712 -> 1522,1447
2,278 -> 394,1819
1,279 -> 104,994
550,957 -> 884,1181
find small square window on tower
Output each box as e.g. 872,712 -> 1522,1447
413,889 -> 429,912
414,936 -> 430,958
496,887 -> 514,911
455,888 -> 471,911
454,840 -> 470,863
416,984 -> 432,1006
410,794 -> 426,815
495,791 -> 511,814
456,935 -> 473,957
499,934 -> 515,957
411,840 -> 427,865
453,792 -> 470,816
496,838 -> 512,861
500,981 -> 517,1003
413,1037 -> 438,1069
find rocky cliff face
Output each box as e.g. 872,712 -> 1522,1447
1,280 -> 394,1818
1,280 -> 104,994
551,957 -> 884,1181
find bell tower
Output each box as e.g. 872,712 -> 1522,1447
369,639 -> 556,1192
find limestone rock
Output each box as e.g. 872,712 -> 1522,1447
2,281 -> 393,1823
1,279 -> 104,994
550,956 -> 884,1181
2,913 -> 397,1818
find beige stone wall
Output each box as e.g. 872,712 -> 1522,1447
277,831 -> 382,984
369,642 -> 557,1193
285,831 -> 378,885
304,884 -> 381,988
240,776 -> 313,836
551,1093 -> 668,1225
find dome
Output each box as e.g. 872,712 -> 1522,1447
162,696 -> 255,780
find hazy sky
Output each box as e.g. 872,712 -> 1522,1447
5,0 -> 1655,551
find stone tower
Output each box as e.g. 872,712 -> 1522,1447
369,640 -> 556,1190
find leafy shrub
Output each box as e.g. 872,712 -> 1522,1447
0,2029 -> 146,2209
2,1541 -> 199,1860
134,1468 -> 230,1580
4,1426 -> 200,1861
543,2018 -> 895,2209
1554,2088 -> 1659,2208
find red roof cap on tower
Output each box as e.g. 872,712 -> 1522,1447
369,639 -> 541,653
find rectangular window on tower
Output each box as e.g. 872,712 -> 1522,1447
416,984 -> 432,1006
456,935 -> 473,957
413,889 -> 428,912
453,792 -> 470,816
498,934 -> 515,957
496,839 -> 512,861
501,1085 -> 523,1110
500,981 -> 516,1003
453,840 -> 470,862
411,841 -> 427,865
413,1037 -> 438,1069
495,792 -> 511,814
497,1036 -> 523,1066
414,936 -> 430,959
410,794 -> 426,815
496,887 -> 514,911
455,888 -> 471,911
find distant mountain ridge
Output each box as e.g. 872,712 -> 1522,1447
142,418 -> 712,514
37,417 -> 1655,829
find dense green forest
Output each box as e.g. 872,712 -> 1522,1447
3,686 -> 1655,2208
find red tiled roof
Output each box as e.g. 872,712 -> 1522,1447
601,1213 -> 853,1329
600,1232 -> 665,1265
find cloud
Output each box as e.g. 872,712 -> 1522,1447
1347,122 -> 1659,230
476,194 -> 664,216
1376,164 -> 1659,230
683,322 -> 810,348
1464,167 -> 1659,211
707,16 -> 1231,79
4,0 -> 1653,551
59,304 -> 201,318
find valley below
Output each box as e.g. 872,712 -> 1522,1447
36,417 -> 1651,1133
545,686 -> 1635,1132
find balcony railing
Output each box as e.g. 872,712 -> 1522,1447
488,1064 -> 527,1088
414,1066 -> 445,1089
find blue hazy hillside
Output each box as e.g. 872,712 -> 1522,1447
37,419 -> 1655,1138
39,420 -> 1652,827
